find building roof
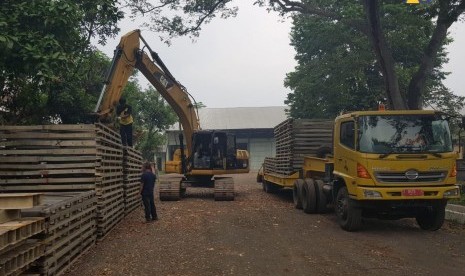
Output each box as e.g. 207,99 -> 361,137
169,106 -> 288,130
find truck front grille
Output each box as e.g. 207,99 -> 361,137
374,171 -> 446,183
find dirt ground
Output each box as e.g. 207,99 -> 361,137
66,172 -> 465,276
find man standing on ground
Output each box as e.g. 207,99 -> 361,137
140,162 -> 158,223
116,98 -> 133,146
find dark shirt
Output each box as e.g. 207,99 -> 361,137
116,103 -> 132,117
141,171 -> 156,196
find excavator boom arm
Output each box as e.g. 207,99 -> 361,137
95,30 -> 200,152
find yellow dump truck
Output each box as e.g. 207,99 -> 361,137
258,110 -> 461,231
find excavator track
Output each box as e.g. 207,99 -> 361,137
159,178 -> 182,201
214,177 -> 234,201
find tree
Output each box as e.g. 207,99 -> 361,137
125,0 -> 238,44
0,0 -> 123,124
284,15 -> 385,118
125,0 -> 465,111
0,0 -> 178,161
285,2 -> 464,118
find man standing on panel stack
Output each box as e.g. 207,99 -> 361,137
116,98 -> 134,147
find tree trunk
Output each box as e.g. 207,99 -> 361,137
363,0 -> 407,110
407,0 -> 465,109
407,23 -> 449,110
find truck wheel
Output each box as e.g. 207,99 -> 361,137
293,179 -> 304,209
335,187 -> 362,231
315,179 -> 328,214
302,178 -> 317,214
415,202 -> 446,231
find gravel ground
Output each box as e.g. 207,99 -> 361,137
66,172 -> 465,276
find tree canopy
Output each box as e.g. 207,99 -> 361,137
126,0 -> 465,114
285,2 -> 464,118
0,0 -> 177,158
2,0 -> 464,153
0,0 -> 123,124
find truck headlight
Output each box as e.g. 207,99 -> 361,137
444,188 -> 460,198
363,189 -> 382,199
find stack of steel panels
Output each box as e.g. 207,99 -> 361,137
0,194 -> 46,276
266,119 -> 333,175
122,147 -> 144,215
0,124 -> 124,239
92,124 -> 124,239
21,191 -> 97,275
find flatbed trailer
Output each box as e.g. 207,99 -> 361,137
261,156 -> 334,212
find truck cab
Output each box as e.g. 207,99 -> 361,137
332,110 -> 460,230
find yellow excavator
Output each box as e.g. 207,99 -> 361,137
94,29 -> 249,201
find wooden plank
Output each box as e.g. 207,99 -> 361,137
0,132 -> 97,139
0,156 -> 98,163
0,168 -> 96,177
0,194 -> 42,209
0,162 -> 97,170
0,124 -> 95,131
0,148 -> 97,155
0,140 -> 97,147
0,185 -> 95,192
0,177 -> 97,185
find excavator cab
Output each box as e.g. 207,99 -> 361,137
191,131 -> 239,170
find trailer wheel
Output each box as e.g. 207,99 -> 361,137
302,178 -> 317,214
293,179 -> 304,209
314,180 -> 328,213
335,187 -> 362,231
263,181 -> 276,193
256,173 -> 263,183
415,202 -> 446,231
262,179 -> 268,193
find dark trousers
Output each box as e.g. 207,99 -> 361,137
141,194 -> 157,221
120,124 -> 133,146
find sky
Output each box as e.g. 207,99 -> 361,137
443,21 -> 465,98
97,0 -> 465,109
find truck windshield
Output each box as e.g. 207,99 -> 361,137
357,115 -> 452,154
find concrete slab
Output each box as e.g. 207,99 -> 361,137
446,204 -> 465,224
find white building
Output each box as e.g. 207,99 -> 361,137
165,106 -> 288,171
